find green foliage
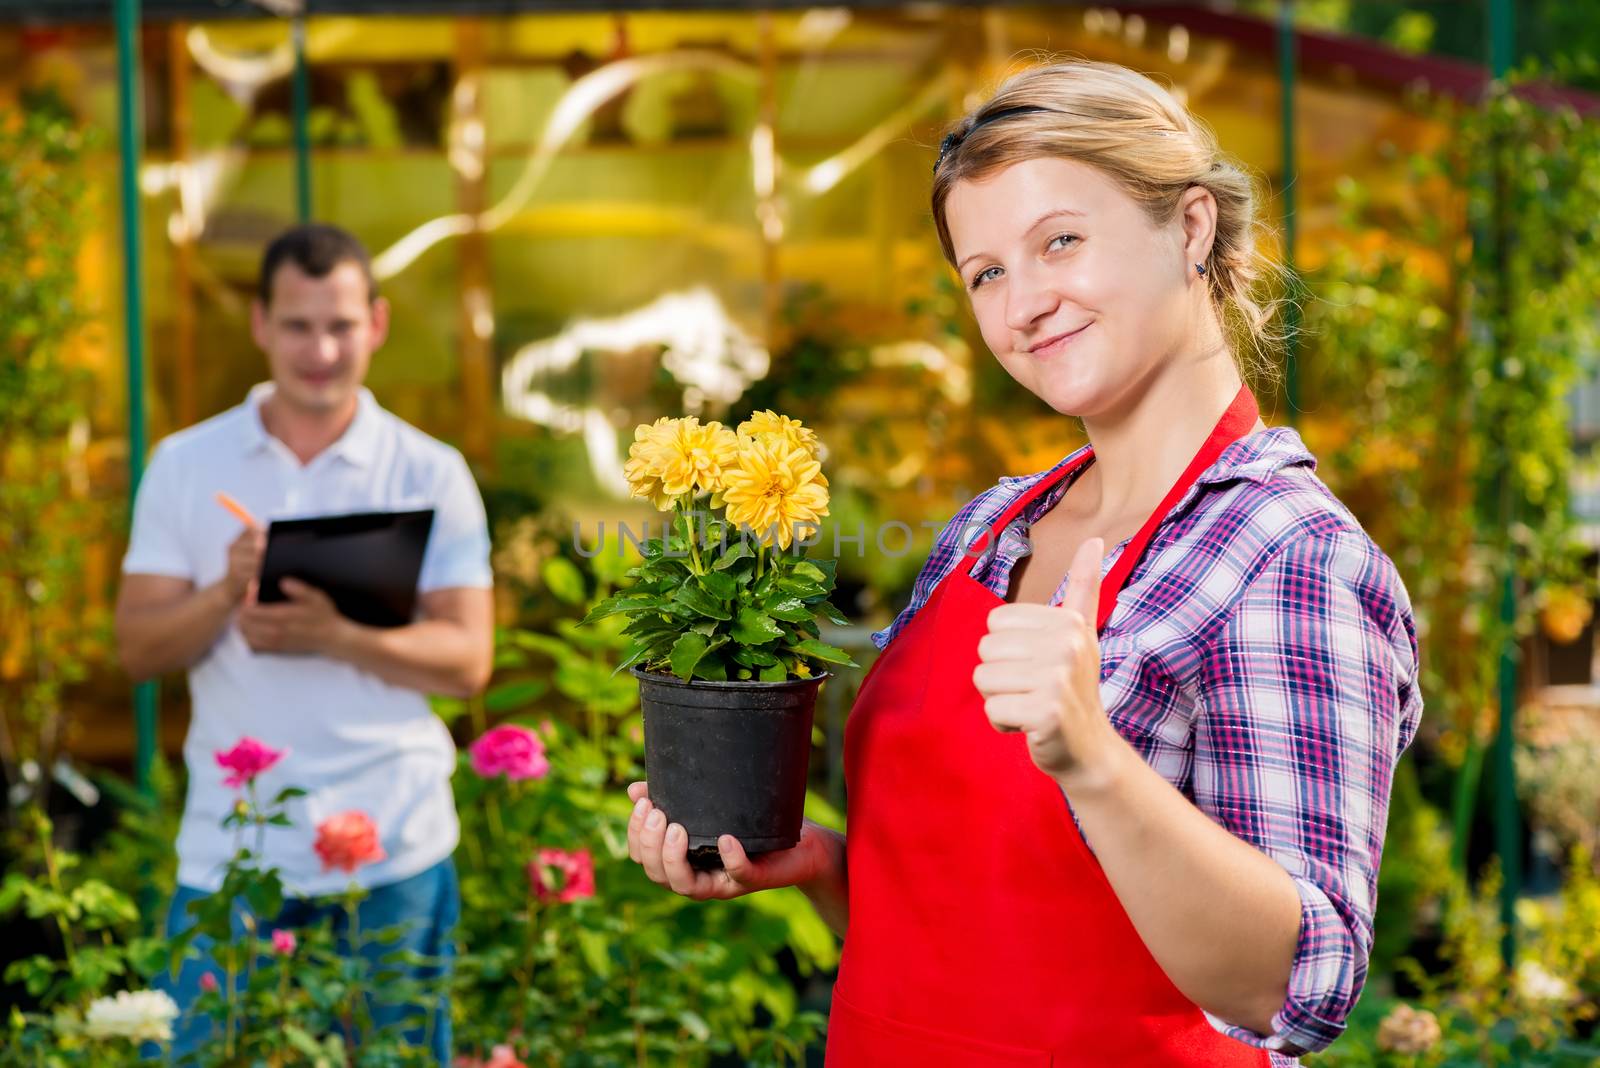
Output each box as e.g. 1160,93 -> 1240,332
452,568 -> 835,1065
2,781 -> 446,1066
1281,68 -> 1600,1064
0,810 -> 152,1011
0,87 -> 106,794
1306,851 -> 1600,1066
1,808 -> 168,1064
582,509 -> 855,684
3,556 -> 838,1061
1300,81 -> 1600,816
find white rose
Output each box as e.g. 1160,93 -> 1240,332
1517,960 -> 1574,1004
83,989 -> 180,1043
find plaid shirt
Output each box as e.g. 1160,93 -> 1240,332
870,427 -> 1423,1061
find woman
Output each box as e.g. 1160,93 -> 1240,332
626,60 -> 1421,1066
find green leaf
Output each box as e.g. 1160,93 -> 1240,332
732,646 -> 778,668
554,659 -> 639,713
673,582 -> 732,621
816,599 -> 851,626
614,637 -> 667,677
698,569 -> 738,601
713,539 -> 754,570
576,928 -> 615,980
764,596 -> 812,623
788,638 -> 857,667
731,607 -> 783,645
677,1010 -> 711,1042
284,1024 -> 334,1064
778,577 -> 825,599
541,555 -> 588,604
692,657 -> 728,682
758,662 -> 788,682
622,613 -> 679,640
807,556 -> 839,583
70,881 -> 136,927
791,561 -> 826,583
668,633 -> 710,680
580,592 -> 656,625
484,678 -> 548,712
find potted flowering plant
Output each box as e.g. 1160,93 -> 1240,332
583,411 -> 855,868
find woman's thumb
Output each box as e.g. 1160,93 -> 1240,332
718,835 -> 757,886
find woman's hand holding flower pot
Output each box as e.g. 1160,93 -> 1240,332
626,781 -> 836,901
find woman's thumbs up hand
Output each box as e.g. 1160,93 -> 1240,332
973,537 -> 1121,784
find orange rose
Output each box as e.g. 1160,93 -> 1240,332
313,811 -> 386,874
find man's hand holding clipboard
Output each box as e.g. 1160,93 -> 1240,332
216,493 -> 435,656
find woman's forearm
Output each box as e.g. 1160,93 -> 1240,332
1059,736 -> 1301,1035
799,824 -> 849,938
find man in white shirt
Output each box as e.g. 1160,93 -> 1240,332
116,224 -> 493,1064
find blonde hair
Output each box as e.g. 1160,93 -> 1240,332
931,60 -> 1284,380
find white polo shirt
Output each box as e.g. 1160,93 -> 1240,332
123,384 -> 492,896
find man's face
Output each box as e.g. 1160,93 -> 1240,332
250,261 -> 388,417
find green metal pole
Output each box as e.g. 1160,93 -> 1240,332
114,0 -> 157,800
292,14 -> 311,221
1277,0 -> 1300,426
1487,0 -> 1519,971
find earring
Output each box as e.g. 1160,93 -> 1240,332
1194,262 -> 1207,277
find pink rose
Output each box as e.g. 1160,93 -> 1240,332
215,737 -> 287,789
313,811 -> 386,874
527,848 -> 595,904
199,972 -> 220,994
454,1047 -> 527,1068
271,929 -> 297,955
469,725 -> 549,782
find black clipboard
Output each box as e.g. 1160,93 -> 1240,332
257,509 -> 435,628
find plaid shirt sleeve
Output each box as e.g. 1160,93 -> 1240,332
1192,529 -> 1422,1056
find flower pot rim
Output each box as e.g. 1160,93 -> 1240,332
630,666 -> 832,690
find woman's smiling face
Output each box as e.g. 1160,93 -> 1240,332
945,156 -> 1205,420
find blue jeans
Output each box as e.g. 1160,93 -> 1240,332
147,857 -> 459,1065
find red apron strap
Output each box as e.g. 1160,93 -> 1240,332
953,456 -> 1093,580
1095,384 -> 1257,630
949,384 -> 1259,632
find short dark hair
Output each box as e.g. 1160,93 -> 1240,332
258,223 -> 378,306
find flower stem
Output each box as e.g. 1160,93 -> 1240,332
678,506 -> 704,575
488,792 -> 506,841
343,886 -> 366,1049
250,780 -> 266,862
32,814 -> 77,978
271,964 -> 289,1068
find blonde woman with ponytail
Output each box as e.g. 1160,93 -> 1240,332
627,60 -> 1421,1066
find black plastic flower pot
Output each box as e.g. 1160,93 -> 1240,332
633,668 -> 825,871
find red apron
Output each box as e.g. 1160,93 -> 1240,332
827,385 -> 1271,1066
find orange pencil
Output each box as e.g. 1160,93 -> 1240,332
214,491 -> 260,528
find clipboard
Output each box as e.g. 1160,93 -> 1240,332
257,509 -> 435,628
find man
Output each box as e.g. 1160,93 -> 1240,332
116,224 -> 493,1063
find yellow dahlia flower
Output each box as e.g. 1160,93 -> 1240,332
738,410 -> 819,457
624,417 -> 739,508
655,417 -> 740,498
721,435 -> 830,550
623,417 -> 677,510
